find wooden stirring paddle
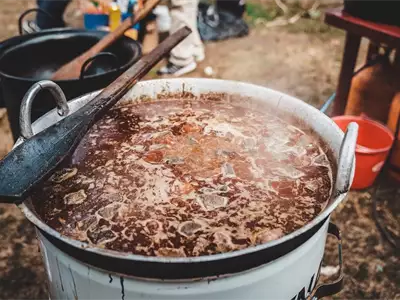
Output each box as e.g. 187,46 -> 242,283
51,0 -> 160,81
0,26 -> 191,204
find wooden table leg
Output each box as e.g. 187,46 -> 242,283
332,33 -> 361,116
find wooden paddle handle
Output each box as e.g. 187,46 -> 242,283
84,26 -> 193,120
0,26 -> 192,202
51,0 -> 160,81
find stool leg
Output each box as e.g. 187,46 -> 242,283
333,33 -> 361,116
394,48 -> 400,69
366,42 -> 379,62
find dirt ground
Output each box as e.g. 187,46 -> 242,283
0,0 -> 399,299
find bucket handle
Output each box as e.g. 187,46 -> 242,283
18,8 -> 56,35
20,80 -> 69,140
79,52 -> 120,81
309,222 -> 344,299
333,122 -> 358,197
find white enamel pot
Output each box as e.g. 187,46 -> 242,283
15,79 -> 358,300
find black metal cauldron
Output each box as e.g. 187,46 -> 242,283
0,28 -> 70,108
0,29 -> 141,140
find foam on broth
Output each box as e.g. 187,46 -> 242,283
31,93 -> 334,257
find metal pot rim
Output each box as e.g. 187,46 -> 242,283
18,78 -> 351,264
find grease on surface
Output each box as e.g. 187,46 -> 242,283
31,93 -> 334,257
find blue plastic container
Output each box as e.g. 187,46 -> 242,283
83,13 -> 140,31
84,13 -> 109,30
122,13 -> 140,31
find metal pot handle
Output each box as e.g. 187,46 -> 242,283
20,80 -> 69,139
80,52 -> 120,80
309,222 -> 344,299
333,122 -> 358,197
18,8 -> 56,35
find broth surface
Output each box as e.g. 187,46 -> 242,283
32,94 -> 333,257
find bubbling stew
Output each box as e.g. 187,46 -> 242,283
31,93 -> 334,257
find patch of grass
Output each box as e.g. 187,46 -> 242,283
286,18 -> 343,36
245,2 -> 281,25
144,67 -> 159,79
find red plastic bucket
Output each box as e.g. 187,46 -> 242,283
332,116 -> 394,189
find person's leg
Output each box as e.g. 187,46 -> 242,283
36,0 -> 71,29
158,0 -> 204,76
170,0 -> 203,66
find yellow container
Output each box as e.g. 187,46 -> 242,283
108,2 -> 121,31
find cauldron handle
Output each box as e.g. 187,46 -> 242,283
20,80 -> 70,139
309,222 -> 344,299
79,52 -> 120,81
333,122 -> 358,197
18,8 -> 56,35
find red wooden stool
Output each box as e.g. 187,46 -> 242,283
324,8 -> 400,116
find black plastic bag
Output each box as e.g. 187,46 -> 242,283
197,2 -> 249,42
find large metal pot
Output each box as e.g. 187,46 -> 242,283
0,29 -> 141,140
15,79 -> 358,299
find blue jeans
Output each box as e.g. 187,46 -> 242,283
36,0 -> 71,29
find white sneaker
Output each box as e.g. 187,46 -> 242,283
157,62 -> 197,77
22,20 -> 41,34
194,52 -> 205,63
193,49 -> 205,62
